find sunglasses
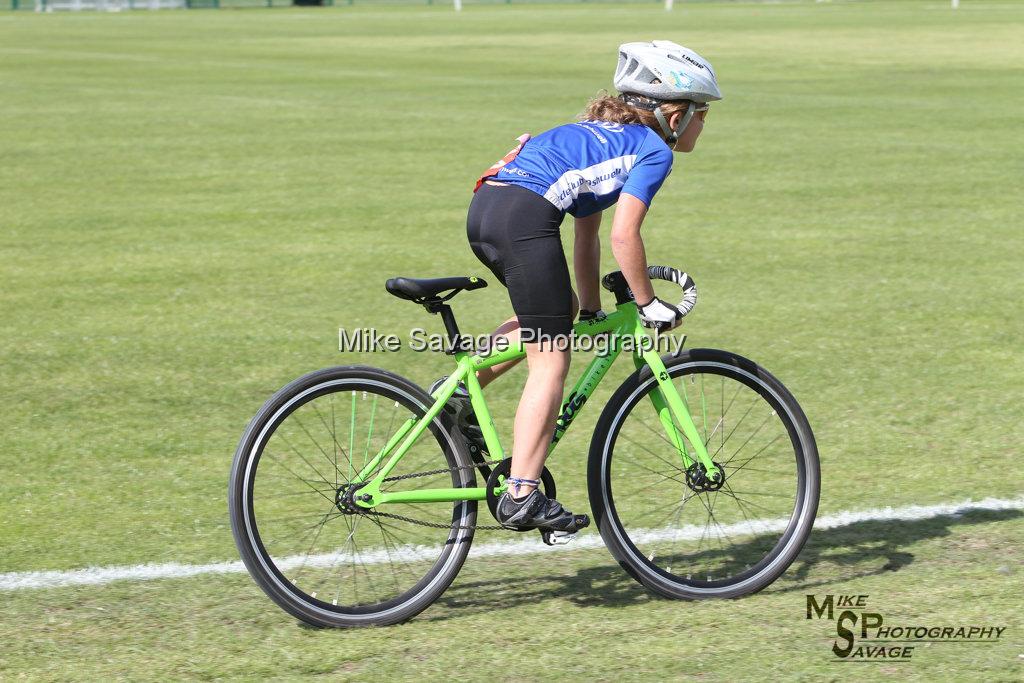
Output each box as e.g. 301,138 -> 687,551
694,103 -> 710,121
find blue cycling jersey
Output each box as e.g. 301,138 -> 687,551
492,121 -> 674,217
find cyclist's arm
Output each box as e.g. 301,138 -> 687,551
610,193 -> 655,305
574,212 -> 602,312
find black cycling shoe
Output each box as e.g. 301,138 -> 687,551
429,376 -> 486,453
494,489 -> 590,535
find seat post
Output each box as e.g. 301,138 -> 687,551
424,300 -> 469,355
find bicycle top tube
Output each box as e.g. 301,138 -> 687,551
466,304 -> 640,372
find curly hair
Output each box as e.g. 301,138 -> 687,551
578,91 -> 693,136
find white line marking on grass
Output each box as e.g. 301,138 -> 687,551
2,496 -> 1021,592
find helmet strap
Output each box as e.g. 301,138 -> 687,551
655,101 -> 696,145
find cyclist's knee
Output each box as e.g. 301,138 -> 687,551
525,348 -> 570,380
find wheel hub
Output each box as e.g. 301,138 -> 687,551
685,461 -> 725,493
335,483 -> 368,514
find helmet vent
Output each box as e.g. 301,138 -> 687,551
630,63 -> 658,85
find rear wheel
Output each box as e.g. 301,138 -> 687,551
229,366 -> 476,627
588,348 -> 819,599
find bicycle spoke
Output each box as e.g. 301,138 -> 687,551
641,485 -> 696,529
363,394 -> 378,471
291,412 -> 342,482
262,451 -> 337,506
720,479 -> 758,527
615,448 -> 691,488
312,400 -> 353,487
345,518 -> 361,606
259,510 -> 347,549
331,397 -> 339,487
258,488 -> 336,500
704,379 -> 742,451
699,373 -> 708,444
365,515 -> 413,595
349,391 -> 357,481
719,410 -> 775,465
708,392 -> 760,460
722,489 -> 793,499
277,432 -> 338,490
662,487 -> 696,558
718,480 -> 785,528
694,488 -> 737,553
349,532 -> 382,603
617,429 -> 689,478
322,514 -> 355,607
720,375 -> 725,455
634,409 -> 693,458
291,508 -> 341,583
724,433 -> 785,473
724,464 -> 788,476
703,415 -> 725,449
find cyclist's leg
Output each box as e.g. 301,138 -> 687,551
475,289 -> 579,388
475,316 -> 522,388
498,275 -> 588,531
509,339 -> 570,487
498,209 -> 573,494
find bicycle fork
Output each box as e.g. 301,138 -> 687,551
631,319 -> 721,483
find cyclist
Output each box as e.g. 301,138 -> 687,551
441,40 -> 722,534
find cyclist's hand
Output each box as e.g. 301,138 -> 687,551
578,309 -> 605,322
637,297 -> 684,332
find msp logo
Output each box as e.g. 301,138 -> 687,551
806,594 -> 1007,663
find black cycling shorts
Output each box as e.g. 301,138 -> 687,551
466,182 -> 572,341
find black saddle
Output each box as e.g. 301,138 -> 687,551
385,276 -> 487,303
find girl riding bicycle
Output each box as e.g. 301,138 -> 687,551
231,40 -> 819,623
454,40 -> 723,532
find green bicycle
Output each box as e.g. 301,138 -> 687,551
228,266 -> 820,627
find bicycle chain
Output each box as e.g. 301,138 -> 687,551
365,457 -> 510,531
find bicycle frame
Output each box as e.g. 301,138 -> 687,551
350,300 -> 719,509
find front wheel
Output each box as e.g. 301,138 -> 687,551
588,348 -> 819,599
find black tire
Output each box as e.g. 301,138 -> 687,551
229,365 -> 476,627
588,348 -> 819,599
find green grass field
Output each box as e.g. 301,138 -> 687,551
2,1 -> 1022,679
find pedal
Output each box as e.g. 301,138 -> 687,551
539,514 -> 589,546
540,529 -> 576,546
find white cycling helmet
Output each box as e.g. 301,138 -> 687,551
614,40 -> 723,144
